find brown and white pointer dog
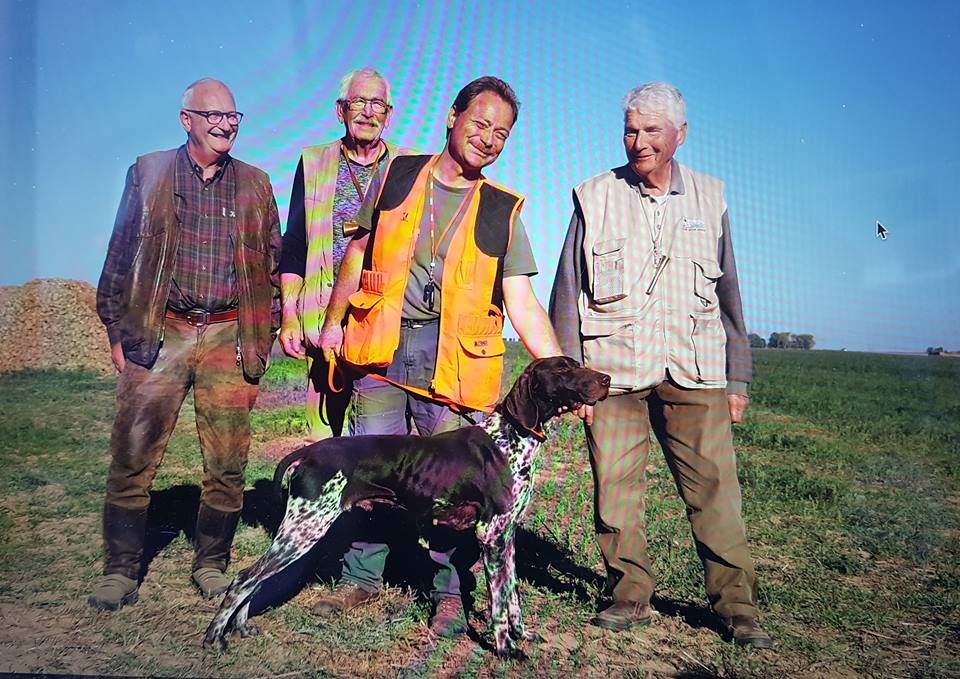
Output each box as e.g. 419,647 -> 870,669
203,356 -> 610,658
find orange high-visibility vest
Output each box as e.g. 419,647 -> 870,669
341,154 -> 523,410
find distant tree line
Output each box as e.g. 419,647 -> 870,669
748,332 -> 816,350
926,346 -> 959,355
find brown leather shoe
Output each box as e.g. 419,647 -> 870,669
590,601 -> 653,632
312,583 -> 379,616
723,615 -> 774,649
430,597 -> 468,637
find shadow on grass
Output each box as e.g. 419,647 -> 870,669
140,483 -> 724,640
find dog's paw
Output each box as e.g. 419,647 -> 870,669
494,644 -> 527,661
202,634 -> 229,652
232,622 -> 260,639
515,629 -> 544,644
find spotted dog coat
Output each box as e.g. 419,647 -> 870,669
203,356 -> 610,658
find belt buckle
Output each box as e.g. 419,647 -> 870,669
184,309 -> 208,327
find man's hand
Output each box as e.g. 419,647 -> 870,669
110,342 -> 125,373
318,324 -> 344,362
278,320 -> 306,360
727,393 -> 749,424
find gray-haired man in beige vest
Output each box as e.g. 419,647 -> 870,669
549,82 -> 772,649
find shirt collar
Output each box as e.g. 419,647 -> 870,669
179,144 -> 230,183
622,158 -> 685,197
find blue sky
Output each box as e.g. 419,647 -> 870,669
1,0 -> 958,352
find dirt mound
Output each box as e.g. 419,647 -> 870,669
0,279 -> 114,375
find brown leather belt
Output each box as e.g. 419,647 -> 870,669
165,308 -> 239,327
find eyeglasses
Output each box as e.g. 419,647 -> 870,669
340,98 -> 391,114
183,109 -> 244,125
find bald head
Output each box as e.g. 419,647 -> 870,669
182,78 -> 235,110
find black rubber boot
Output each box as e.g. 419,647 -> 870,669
88,503 -> 148,610
191,505 -> 241,598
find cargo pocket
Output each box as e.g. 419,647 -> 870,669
690,310 -> 725,384
692,259 -> 723,311
455,311 -> 505,408
342,270 -> 397,367
592,238 -> 627,304
581,315 -> 656,392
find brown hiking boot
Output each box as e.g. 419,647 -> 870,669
722,615 -> 774,649
430,597 -> 468,637
312,583 -> 379,616
88,574 -> 139,611
590,601 -> 653,632
192,567 -> 232,599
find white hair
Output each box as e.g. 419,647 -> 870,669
622,82 -> 686,128
181,78 -> 232,109
338,68 -> 392,105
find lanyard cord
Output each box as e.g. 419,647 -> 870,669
422,173 -> 478,309
340,142 -> 385,202
428,174 -> 476,267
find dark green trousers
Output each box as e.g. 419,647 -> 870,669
586,377 -> 759,619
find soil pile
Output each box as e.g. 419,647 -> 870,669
0,279 -> 114,375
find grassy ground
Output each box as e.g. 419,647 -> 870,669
0,348 -> 957,678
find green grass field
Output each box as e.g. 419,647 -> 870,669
0,348 -> 957,678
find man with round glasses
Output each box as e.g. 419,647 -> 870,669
90,78 -> 281,610
278,68 -> 412,442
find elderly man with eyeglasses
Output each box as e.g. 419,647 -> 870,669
278,68 -> 413,442
90,78 -> 281,610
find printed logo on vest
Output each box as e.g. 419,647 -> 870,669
682,217 -> 706,231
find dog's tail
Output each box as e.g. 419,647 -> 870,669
273,448 -> 308,489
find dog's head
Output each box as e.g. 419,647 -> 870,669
498,356 -> 610,438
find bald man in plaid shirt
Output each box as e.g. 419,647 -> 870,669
91,78 -> 281,611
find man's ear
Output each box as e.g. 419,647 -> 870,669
180,110 -> 192,134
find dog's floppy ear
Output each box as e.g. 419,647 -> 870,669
499,363 -> 542,436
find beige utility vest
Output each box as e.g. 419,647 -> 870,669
298,140 -> 408,347
576,163 -> 728,393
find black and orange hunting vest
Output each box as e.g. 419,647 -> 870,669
341,154 -> 523,410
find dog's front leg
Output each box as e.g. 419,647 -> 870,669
478,515 -> 523,659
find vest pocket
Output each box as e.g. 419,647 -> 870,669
581,315 -> 657,392
689,310 -> 725,384
454,311 -> 505,408
692,259 -> 723,310
342,270 -> 397,367
592,238 -> 627,304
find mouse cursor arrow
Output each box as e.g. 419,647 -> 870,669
876,222 -> 888,241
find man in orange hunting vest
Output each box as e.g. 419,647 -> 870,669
278,68 -> 412,441
315,76 -> 562,636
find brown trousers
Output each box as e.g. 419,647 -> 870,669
586,377 -> 759,619
105,317 -> 259,513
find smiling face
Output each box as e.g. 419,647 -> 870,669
337,74 -> 392,147
180,81 -> 238,164
623,109 -> 686,185
445,90 -> 515,175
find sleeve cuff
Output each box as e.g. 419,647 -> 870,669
726,380 -> 749,396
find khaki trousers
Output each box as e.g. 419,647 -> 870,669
105,317 -> 259,513
586,377 -> 759,619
